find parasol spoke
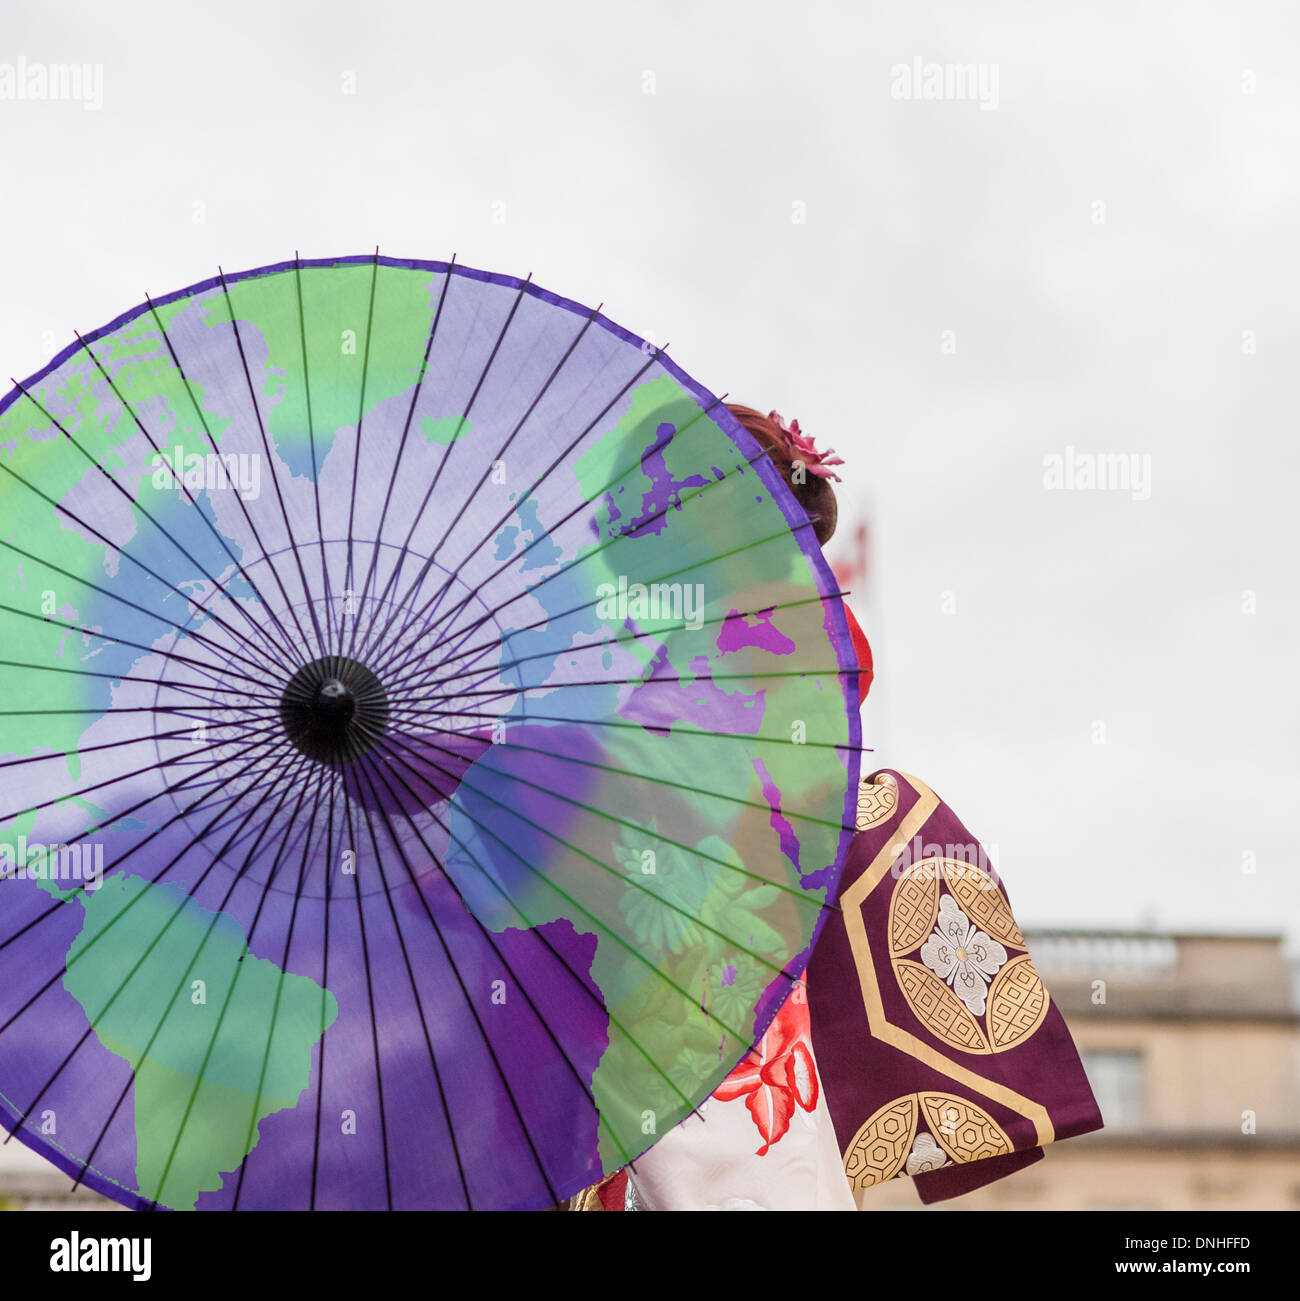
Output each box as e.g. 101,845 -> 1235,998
0,539 -> 309,691
358,750 -> 641,1173
336,775 -> 395,1208
379,405 -> 786,682
0,593 -> 294,699
290,254 -> 337,670
374,698 -> 877,757
217,268 -> 330,667
0,716 -> 299,956
0,736 -> 315,1154
354,272 -> 539,663
77,328 -> 315,679
364,733 -> 708,1130
368,726 -> 806,999
6,381 -> 307,683
383,558 -> 847,710
357,340 -> 676,679
0,657 -> 290,708
338,251 -> 382,656
342,256 -> 456,661
144,747 -> 327,1209
229,756 -> 340,1210
69,746 -> 321,1197
0,724 -> 203,773
308,766 -> 338,1210
145,290 -> 334,674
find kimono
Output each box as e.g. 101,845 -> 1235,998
572,609 -> 1102,1209
805,766 -> 1103,1203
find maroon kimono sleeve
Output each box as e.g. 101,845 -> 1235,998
807,770 -> 1102,1204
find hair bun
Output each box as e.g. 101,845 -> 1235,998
725,403 -> 839,546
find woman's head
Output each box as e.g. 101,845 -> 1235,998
725,404 -> 841,546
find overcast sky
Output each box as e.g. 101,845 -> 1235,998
2,0 -> 1295,950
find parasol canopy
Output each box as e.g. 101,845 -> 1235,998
0,255 -> 860,1209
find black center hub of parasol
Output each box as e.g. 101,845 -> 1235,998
280,657 -> 390,765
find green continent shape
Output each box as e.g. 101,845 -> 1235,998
63,873 -> 337,1209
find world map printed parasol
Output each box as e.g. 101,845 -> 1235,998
0,255 -> 861,1209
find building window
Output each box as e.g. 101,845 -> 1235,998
1081,1050 -> 1145,1130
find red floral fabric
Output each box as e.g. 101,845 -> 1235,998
713,980 -> 819,1155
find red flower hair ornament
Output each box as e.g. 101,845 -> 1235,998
768,410 -> 845,483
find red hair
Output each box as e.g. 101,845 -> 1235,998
726,403 -> 839,545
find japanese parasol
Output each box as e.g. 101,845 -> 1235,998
0,255 -> 860,1209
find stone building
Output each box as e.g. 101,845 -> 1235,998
858,930 -> 1300,1210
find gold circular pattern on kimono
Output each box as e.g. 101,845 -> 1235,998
943,863 -> 1025,949
918,1093 -> 1013,1164
986,953 -> 1050,1049
855,771 -> 899,831
841,1095 -> 919,1188
888,863 -> 941,955
894,959 -> 992,1053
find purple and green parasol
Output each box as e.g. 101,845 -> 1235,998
0,255 -> 860,1209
